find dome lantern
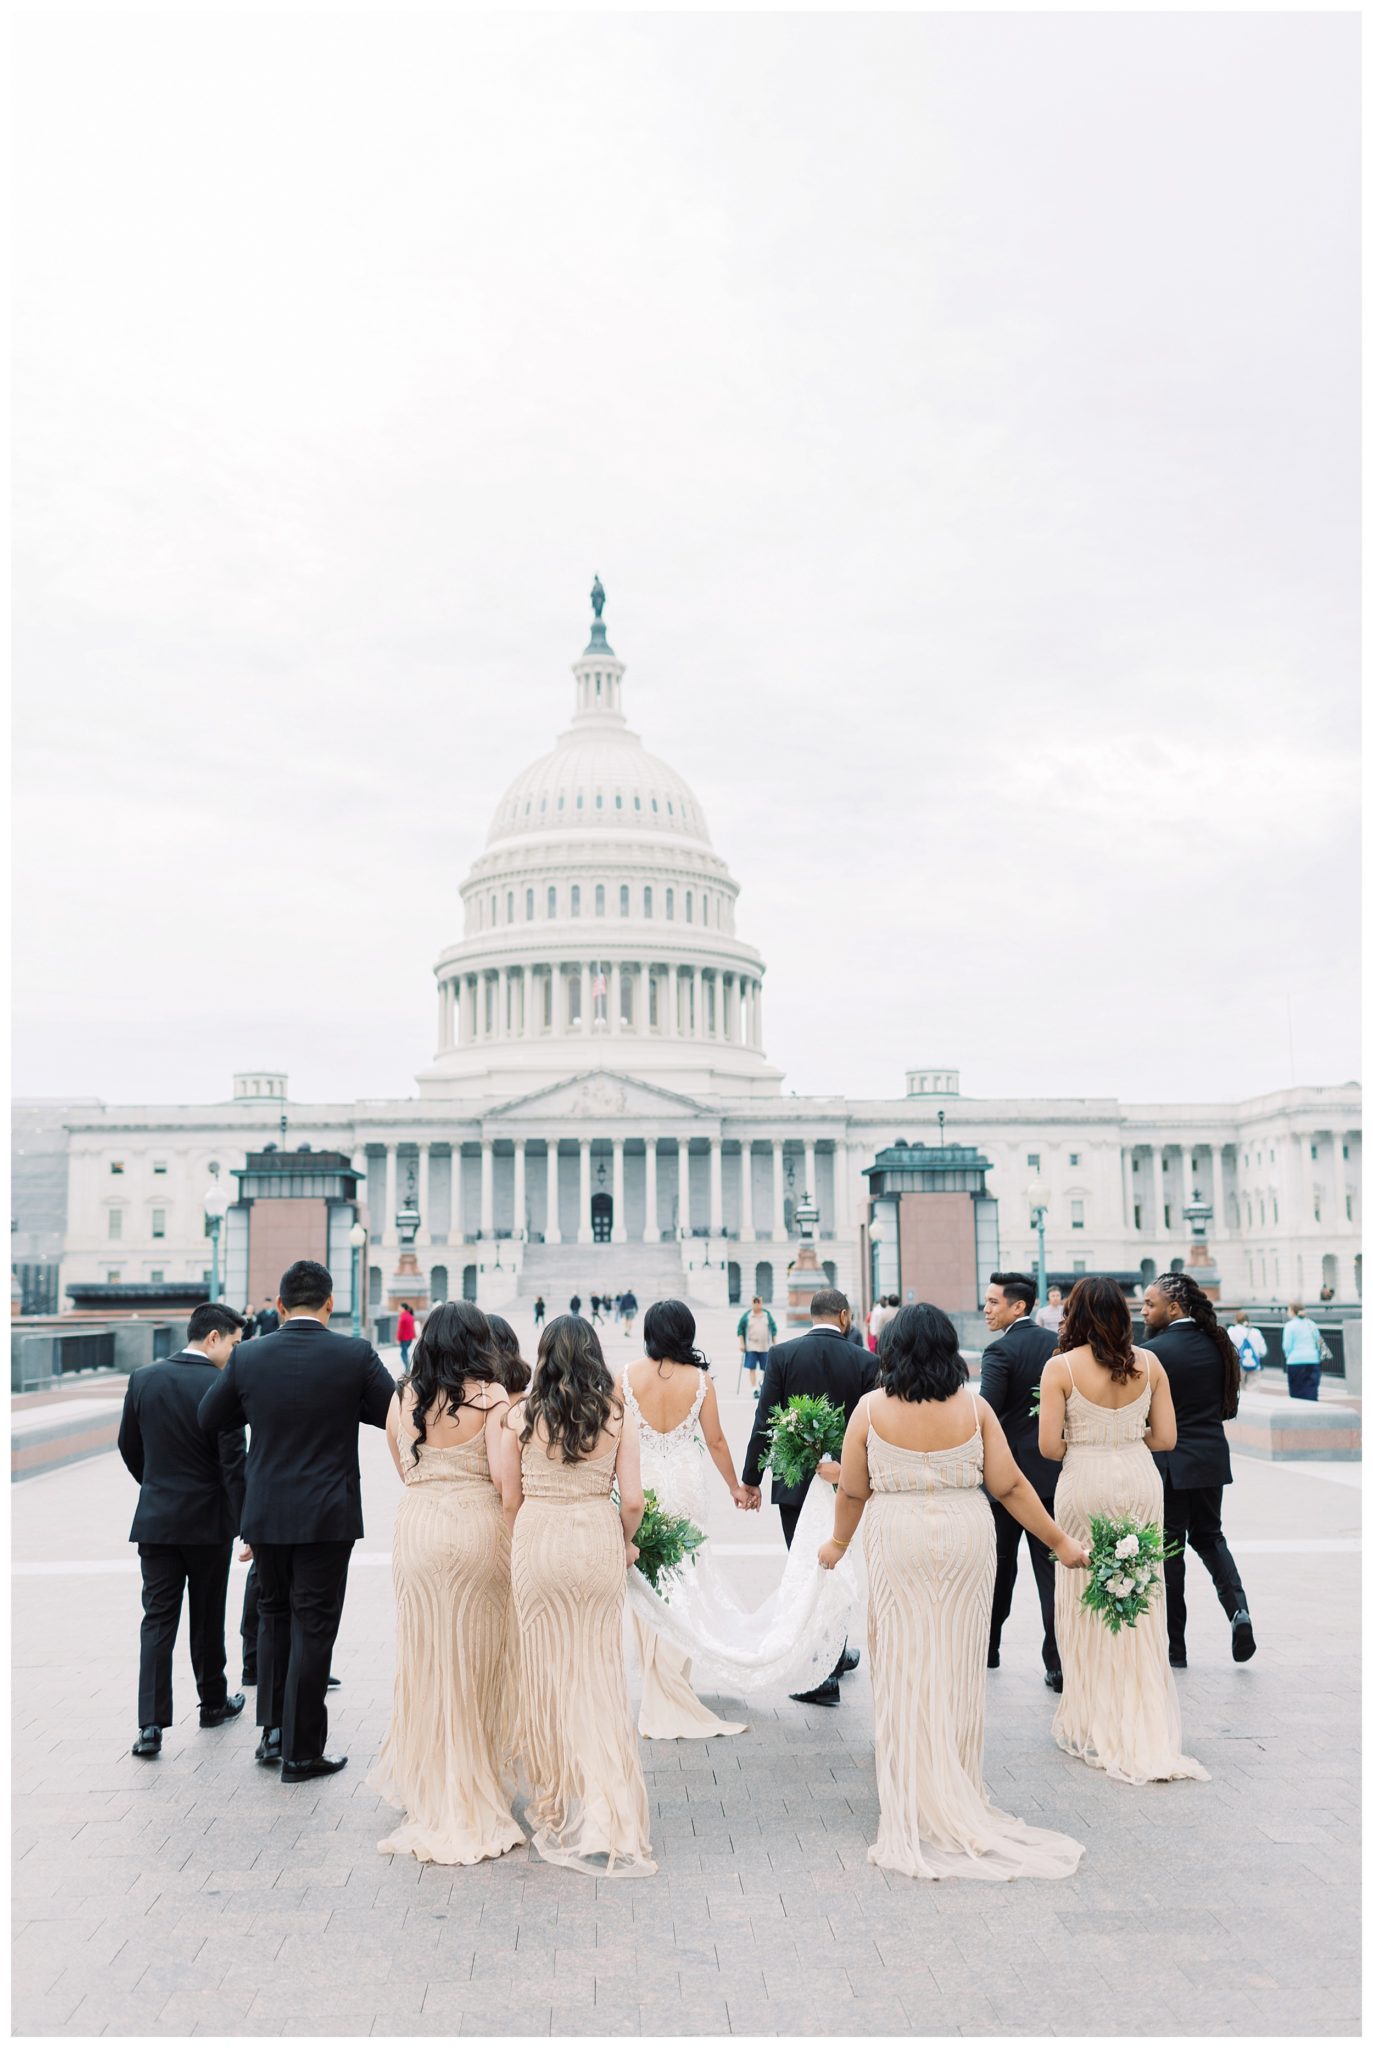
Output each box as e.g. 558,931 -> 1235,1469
570,573 -> 627,728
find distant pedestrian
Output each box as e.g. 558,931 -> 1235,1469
620,1289 -> 638,1333
736,1295 -> 776,1398
1319,1282 -> 1335,1302
1228,1310 -> 1265,1381
256,1299 -> 280,1336
569,1294 -> 582,1316
397,1303 -> 416,1371
1281,1303 -> 1325,1402
241,1308 -> 257,1342
1034,1287 -> 1064,1334
591,1295 -> 605,1325
533,1295 -> 546,1328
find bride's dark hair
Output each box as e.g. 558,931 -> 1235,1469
642,1298 -> 710,1376
521,1313 -> 620,1463
399,1299 -> 502,1464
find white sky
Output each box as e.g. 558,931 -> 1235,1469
12,11 -> 1360,1111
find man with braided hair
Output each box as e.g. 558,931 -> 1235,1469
1142,1273 -> 1255,1668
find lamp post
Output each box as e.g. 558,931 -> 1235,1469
202,1171 -> 230,1304
349,1219 -> 367,1338
1027,1176 -> 1050,1311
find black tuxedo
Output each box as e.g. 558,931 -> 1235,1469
742,1326 -> 878,1547
118,1350 -> 247,1727
198,1319 -> 394,1760
1142,1319 -> 1247,1656
977,1316 -> 1060,1673
255,1308 -> 280,1336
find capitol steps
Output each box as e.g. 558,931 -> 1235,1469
516,1241 -> 693,1310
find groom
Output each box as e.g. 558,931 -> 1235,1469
742,1287 -> 878,1705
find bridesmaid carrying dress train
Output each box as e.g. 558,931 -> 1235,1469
819,1304 -> 1090,1882
510,1315 -> 657,1878
1038,1277 -> 1209,1786
369,1301 -> 524,1865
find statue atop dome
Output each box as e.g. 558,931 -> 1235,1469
590,573 -> 606,620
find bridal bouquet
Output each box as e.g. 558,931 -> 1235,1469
632,1489 -> 706,1597
1079,1515 -> 1178,1633
763,1393 -> 847,1490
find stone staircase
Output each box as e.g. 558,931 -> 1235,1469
515,1240 -> 694,1312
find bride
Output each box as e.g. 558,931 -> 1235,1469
622,1300 -> 857,1735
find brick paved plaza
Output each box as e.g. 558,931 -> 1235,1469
11,1309 -> 1361,2038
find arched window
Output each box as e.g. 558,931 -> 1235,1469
643,885 -> 653,917
595,883 -> 605,916
576,793 -> 583,810
596,793 -> 604,809
666,888 -> 675,919
571,885 -> 581,918
619,884 -> 629,916
525,887 -> 534,920
754,1260 -> 774,1303
615,792 -> 623,809
685,890 -> 693,922
547,884 -> 556,917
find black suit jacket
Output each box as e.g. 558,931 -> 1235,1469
1142,1321 -> 1234,1490
255,1309 -> 280,1335
977,1315 -> 1060,1498
197,1319 -> 395,1544
742,1326 -> 879,1506
119,1352 -> 246,1545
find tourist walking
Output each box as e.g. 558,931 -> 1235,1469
369,1301 -> 524,1866
1038,1278 -> 1208,1784
396,1303 -> 416,1370
1034,1286 -> 1065,1333
742,1288 -> 877,1705
1228,1309 -> 1266,1381
977,1273 -> 1061,1688
736,1294 -> 776,1398
533,1295 -> 546,1329
1281,1302 -> 1325,1401
569,1293 -> 582,1316
118,1303 -> 248,1757
818,1304 -> 1087,1881
1142,1275 -> 1254,1666
255,1299 -> 280,1336
509,1315 -> 656,1877
620,1289 -> 638,1333
198,1261 -> 395,1783
590,1294 -> 605,1325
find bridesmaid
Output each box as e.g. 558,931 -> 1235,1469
819,1303 -> 1089,1881
369,1300 -> 524,1865
509,1315 -> 656,1878
1038,1277 -> 1209,1785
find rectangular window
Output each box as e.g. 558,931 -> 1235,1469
1069,1153 -> 1080,1167
1027,1153 -> 1040,1170
619,884 -> 629,916
547,885 -> 556,917
506,891 -> 514,923
152,1160 -> 167,1176
567,973 -> 582,1026
620,971 -> 634,1028
1347,1194 -> 1353,1221
1070,1200 -> 1084,1229
595,883 -> 605,916
1343,1143 -> 1350,1159
666,888 -> 675,919
542,974 -> 552,1030
151,1209 -> 166,1239
107,1210 -> 123,1240
106,1269 -> 122,1284
1163,1205 -> 1172,1229
1133,1204 -> 1142,1229
685,890 -> 693,922
643,885 -> 653,917
1273,1199 -> 1279,1223
1311,1143 -> 1319,1160
110,1161 -> 124,1176
149,1269 -> 164,1283
525,888 -> 534,920
571,885 -> 581,918
1073,1259 -> 1086,1274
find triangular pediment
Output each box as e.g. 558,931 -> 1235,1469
486,1069 -> 715,1123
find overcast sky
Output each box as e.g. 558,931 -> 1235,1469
13,11 -> 1359,1114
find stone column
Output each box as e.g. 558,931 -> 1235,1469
1151,1145 -> 1166,1239
831,1141 -> 849,1233
1297,1131 -> 1316,1233
709,1137 -> 723,1235
752,981 -> 763,1049
416,1142 -> 432,1247
803,1139 -> 817,1209
525,968 -> 537,1038
578,962 -> 590,1034
1121,1148 -> 1134,1231
383,1144 -> 398,1242
612,1137 -> 627,1243
772,1139 -> 786,1239
480,1140 -> 494,1238
578,1138 -> 592,1244
644,1139 -> 659,1243
513,1139 -> 527,1241
1331,1130 -> 1348,1233
738,1141 -> 754,1241
544,1143 -> 561,1245
677,1139 -> 691,1237
611,962 -> 622,1035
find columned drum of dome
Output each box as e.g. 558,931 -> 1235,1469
421,584 -> 783,1102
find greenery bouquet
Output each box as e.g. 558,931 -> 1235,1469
632,1489 -> 706,1597
1079,1514 -> 1179,1633
763,1393 -> 847,1489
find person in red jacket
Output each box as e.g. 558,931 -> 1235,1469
396,1304 -> 416,1370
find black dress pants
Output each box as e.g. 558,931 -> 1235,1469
252,1540 -> 353,1761
987,1496 -> 1060,1673
1162,1483 -> 1248,1657
137,1542 -> 232,1728
240,1562 -> 259,1675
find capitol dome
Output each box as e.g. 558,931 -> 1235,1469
420,580 -> 781,1102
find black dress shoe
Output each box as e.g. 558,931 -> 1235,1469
241,1663 -> 257,1687
1169,1651 -> 1187,1669
1231,1611 -> 1257,1662
281,1753 -> 348,1783
200,1693 -> 246,1728
790,1678 -> 842,1707
840,1647 -> 860,1674
987,1649 -> 1000,1669
131,1726 -> 162,1758
326,1675 -> 341,1689
255,1727 -> 283,1765
1044,1669 -> 1063,1693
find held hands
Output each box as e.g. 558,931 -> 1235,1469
238,1544 -> 253,1563
817,1538 -> 848,1571
731,1483 -> 762,1512
816,1459 -> 842,1485
1054,1537 -> 1092,1570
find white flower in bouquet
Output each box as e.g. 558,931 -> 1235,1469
1107,1573 -> 1134,1597
1114,1533 -> 1140,1559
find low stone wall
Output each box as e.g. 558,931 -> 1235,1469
1225,1397 -> 1361,1463
11,1385 -> 126,1481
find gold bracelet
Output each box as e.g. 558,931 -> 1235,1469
830,1536 -> 850,1549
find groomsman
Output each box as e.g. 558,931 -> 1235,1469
199,1259 -> 394,1783
978,1273 -> 1062,1689
118,1303 -> 248,1757
742,1287 -> 877,1706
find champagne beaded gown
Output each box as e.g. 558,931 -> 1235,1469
863,1390 -> 1084,1882
511,1430 -> 656,1878
369,1416 -> 524,1865
1052,1365 -> 1209,1786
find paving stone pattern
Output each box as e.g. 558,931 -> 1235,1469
11,1310 -> 1361,2037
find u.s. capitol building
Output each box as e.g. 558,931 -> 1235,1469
45,586 -> 1362,1321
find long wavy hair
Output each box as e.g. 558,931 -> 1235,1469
485,1313 -> 531,1396
642,1298 -> 710,1379
878,1303 -> 967,1401
399,1299 -> 502,1463
1155,1271 -> 1241,1418
520,1313 -> 620,1463
1056,1276 -> 1138,1384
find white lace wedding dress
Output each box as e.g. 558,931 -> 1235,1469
621,1367 -> 861,1737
